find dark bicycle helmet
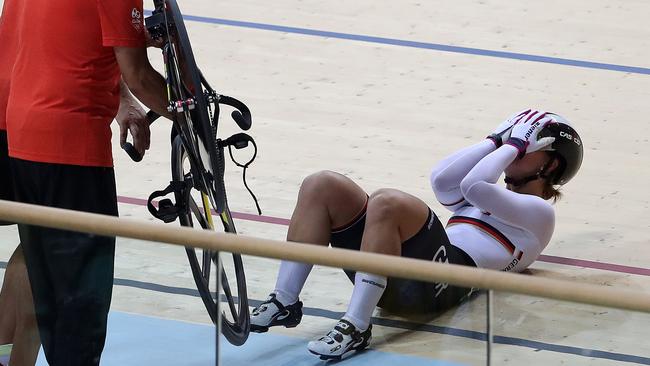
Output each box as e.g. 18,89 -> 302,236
538,113 -> 583,185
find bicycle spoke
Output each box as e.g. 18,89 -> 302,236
188,199 -> 209,228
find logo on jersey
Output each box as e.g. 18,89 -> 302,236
131,8 -> 143,31
503,258 -> 519,272
432,245 -> 449,298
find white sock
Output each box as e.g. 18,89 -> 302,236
273,260 -> 313,306
343,272 -> 387,331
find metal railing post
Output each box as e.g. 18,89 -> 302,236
216,252 -> 222,366
486,290 -> 494,366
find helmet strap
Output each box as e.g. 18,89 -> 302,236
504,158 -> 554,187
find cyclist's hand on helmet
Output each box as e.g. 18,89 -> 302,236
117,99 -> 151,158
487,109 -> 531,148
506,110 -> 556,158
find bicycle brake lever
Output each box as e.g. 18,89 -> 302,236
231,111 -> 251,131
122,142 -> 144,162
219,95 -> 252,131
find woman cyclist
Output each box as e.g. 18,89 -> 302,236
249,109 -> 583,360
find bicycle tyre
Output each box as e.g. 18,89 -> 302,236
171,135 -> 250,346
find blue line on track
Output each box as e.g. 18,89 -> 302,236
169,12 -> 650,75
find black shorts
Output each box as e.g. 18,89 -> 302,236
330,206 -> 476,315
9,157 -> 118,217
0,130 -> 15,225
9,157 -> 119,364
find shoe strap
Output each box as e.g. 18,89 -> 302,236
261,293 -> 287,312
334,319 -> 356,336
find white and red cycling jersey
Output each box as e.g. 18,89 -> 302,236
431,140 -> 555,272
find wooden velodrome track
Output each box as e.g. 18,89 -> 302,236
1,0 -> 649,365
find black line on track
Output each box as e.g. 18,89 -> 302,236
1,261 -> 648,364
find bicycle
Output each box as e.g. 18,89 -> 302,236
122,0 -> 257,347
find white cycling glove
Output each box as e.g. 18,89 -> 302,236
486,109 -> 531,148
506,110 -> 556,158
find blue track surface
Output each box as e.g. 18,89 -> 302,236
34,311 -> 466,366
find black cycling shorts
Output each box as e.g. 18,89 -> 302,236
330,205 -> 476,315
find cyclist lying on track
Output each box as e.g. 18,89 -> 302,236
249,109 -> 584,360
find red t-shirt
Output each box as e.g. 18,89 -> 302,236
0,0 -> 24,131
6,0 -> 146,167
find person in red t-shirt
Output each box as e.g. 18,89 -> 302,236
0,80 -> 150,366
4,0 -> 171,364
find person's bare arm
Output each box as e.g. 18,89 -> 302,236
116,79 -> 150,156
114,46 -> 171,120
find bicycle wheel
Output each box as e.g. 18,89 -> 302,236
145,0 -> 251,346
171,135 -> 250,346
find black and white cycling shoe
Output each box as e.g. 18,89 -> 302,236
250,293 -> 303,333
307,319 -> 371,360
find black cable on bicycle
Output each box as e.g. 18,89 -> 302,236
225,134 -> 261,215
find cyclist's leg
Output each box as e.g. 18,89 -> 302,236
360,189 -> 430,255
340,189 -> 429,330
278,170 -> 367,299
251,171 -> 367,331
307,189 -> 430,359
287,170 -> 368,246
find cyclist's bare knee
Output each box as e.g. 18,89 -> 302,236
298,170 -> 367,228
366,188 -> 430,242
367,189 -> 404,222
299,171 -> 355,204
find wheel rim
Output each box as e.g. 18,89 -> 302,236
171,136 -> 250,346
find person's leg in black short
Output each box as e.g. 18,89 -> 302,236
0,130 -> 40,366
332,196 -> 475,315
250,170 -> 474,359
312,187 -> 475,359
250,171 -> 368,332
10,158 -> 118,366
304,188 -> 433,358
327,188 -> 431,326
